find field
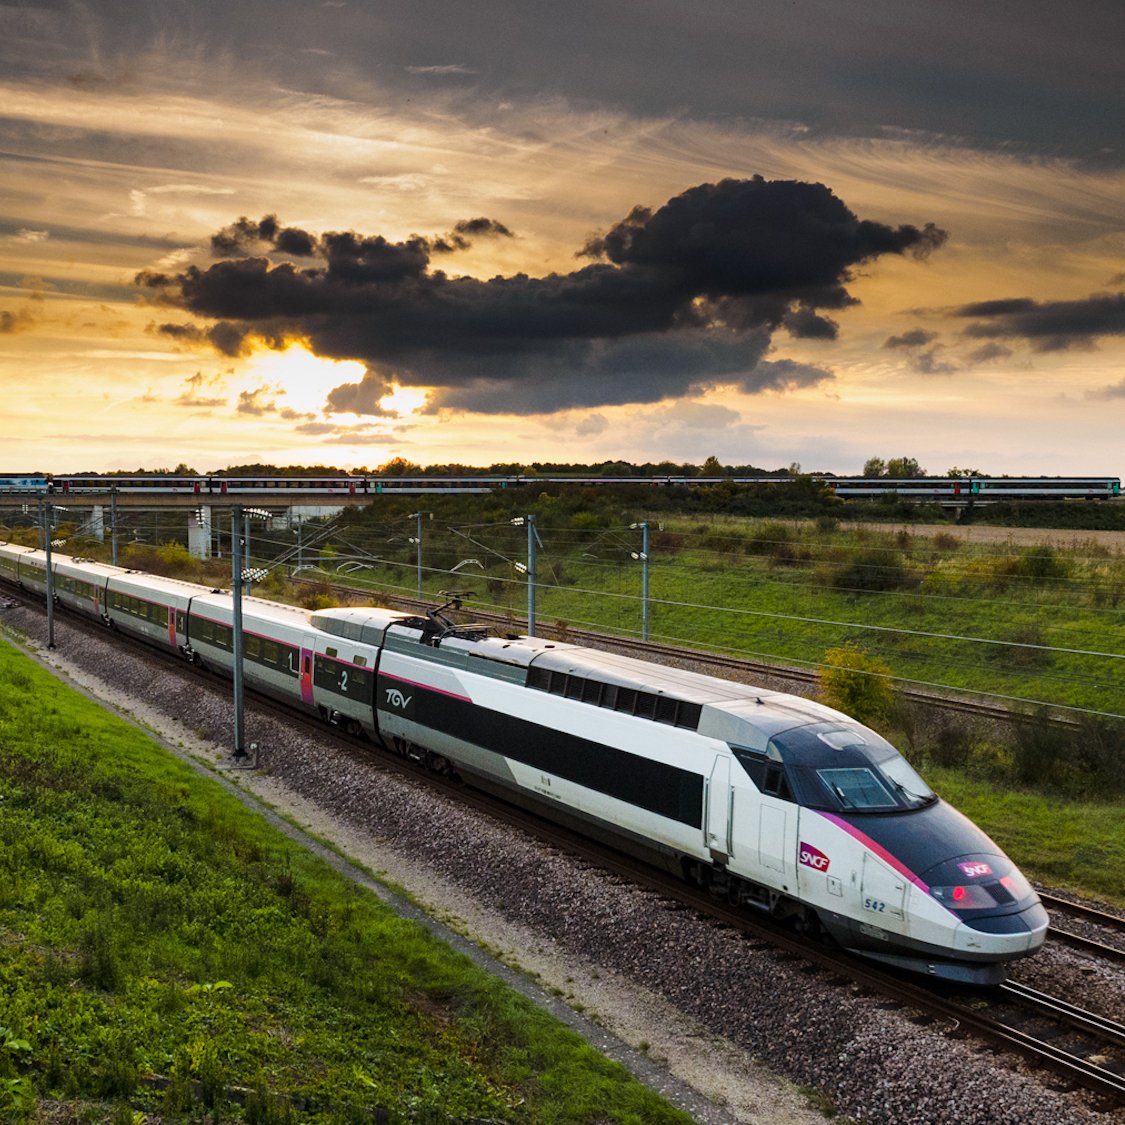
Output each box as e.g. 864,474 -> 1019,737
0,638 -> 694,1124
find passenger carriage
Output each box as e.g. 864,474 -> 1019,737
53,556 -> 125,617
104,572 -> 199,651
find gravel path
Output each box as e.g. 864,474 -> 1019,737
3,601 -> 1123,1125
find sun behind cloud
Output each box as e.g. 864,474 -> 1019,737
239,345 -> 366,416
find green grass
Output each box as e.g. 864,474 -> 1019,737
0,638 -> 694,1124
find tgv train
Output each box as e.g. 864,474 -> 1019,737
0,541 -> 1049,984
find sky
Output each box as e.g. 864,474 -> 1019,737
1,0 -> 1123,476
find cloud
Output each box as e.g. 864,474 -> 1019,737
176,371 -> 227,407
152,320 -> 250,357
136,176 -> 946,415
910,347 -> 958,375
405,64 -> 477,75
883,328 -> 937,349
732,357 -> 834,394
878,326 -> 956,373
13,229 -> 49,243
954,292 -> 1125,352
237,385 -> 284,415
966,342 -> 1013,363
1085,379 -> 1125,401
655,400 -> 742,429
324,369 -> 396,416
573,412 -> 609,436
0,307 -> 38,334
782,307 -> 838,339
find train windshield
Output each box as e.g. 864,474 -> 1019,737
766,722 -> 936,813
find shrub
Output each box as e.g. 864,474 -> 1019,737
1009,709 -> 1067,788
831,548 -> 913,593
819,646 -> 894,725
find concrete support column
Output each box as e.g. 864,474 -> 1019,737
88,505 -> 106,542
188,505 -> 213,559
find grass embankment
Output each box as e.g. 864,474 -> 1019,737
0,639 -> 693,1125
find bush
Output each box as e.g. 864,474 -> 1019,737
1009,708 -> 1068,788
831,548 -> 913,593
997,545 -> 1071,584
819,646 -> 894,725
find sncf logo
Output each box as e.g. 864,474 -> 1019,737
799,842 -> 830,872
384,688 -> 413,709
958,861 -> 992,878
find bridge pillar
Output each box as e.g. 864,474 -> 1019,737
189,505 -> 213,559
87,505 -> 105,542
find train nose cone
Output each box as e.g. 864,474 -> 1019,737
954,900 -> 1050,955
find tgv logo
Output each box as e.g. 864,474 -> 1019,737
384,688 -> 413,709
799,842 -> 830,872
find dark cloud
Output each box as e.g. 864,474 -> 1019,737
324,369 -> 396,416
209,322 -> 251,357
910,348 -> 958,376
0,308 -> 35,334
883,328 -> 937,349
737,358 -> 835,393
782,308 -> 838,339
954,292 -> 1125,351
211,215 -> 319,258
156,321 -> 205,342
136,176 -> 946,414
966,342 -> 1013,363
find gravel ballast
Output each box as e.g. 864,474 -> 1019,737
3,602 -> 1123,1125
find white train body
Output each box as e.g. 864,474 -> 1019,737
0,543 -> 1049,983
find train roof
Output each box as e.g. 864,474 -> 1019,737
191,591 -> 313,628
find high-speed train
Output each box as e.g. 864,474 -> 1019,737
0,541 -> 1049,984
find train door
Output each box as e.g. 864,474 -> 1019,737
705,755 -> 732,861
860,852 -> 908,934
758,799 -> 798,888
299,647 -> 314,706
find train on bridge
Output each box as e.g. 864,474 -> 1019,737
2,471 -> 1120,502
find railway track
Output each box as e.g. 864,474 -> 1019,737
6,587 -> 1125,1107
1041,892 -> 1125,964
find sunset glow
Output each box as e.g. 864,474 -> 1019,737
1,2 -> 1122,475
